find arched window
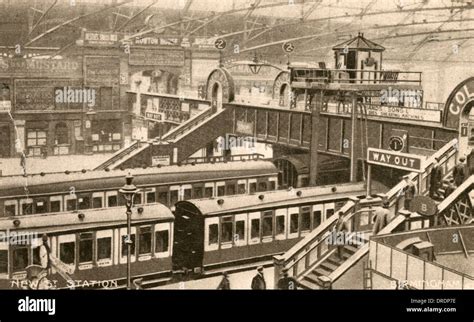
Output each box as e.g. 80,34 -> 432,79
55,122 -> 69,145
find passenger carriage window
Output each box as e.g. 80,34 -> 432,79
258,182 -> 267,192
138,226 -> 152,255
313,210 -> 322,229
50,200 -> 61,212
290,213 -> 299,234
238,183 -> 246,194
235,220 -> 245,242
217,186 -> 225,197
276,216 -> 285,235
251,218 -> 260,239
209,224 -> 218,245
92,197 -> 103,209
204,187 -> 213,198
193,187 -> 203,199
5,204 -> 16,216
170,190 -> 179,205
22,202 -> 33,215
269,181 -> 276,190
146,191 -> 156,203
262,212 -> 273,238
301,207 -> 311,231
155,230 -> 169,253
32,247 -> 40,265
78,196 -> 90,210
326,209 -> 335,219
66,199 -> 77,211
35,200 -> 47,214
249,182 -> 257,194
121,234 -> 136,256
60,241 -> 75,265
158,192 -> 168,205
134,193 -> 142,205
108,195 -> 118,207
12,247 -> 29,272
183,189 -> 192,200
97,237 -> 112,260
79,233 -> 93,263
0,250 -> 7,274
226,184 -> 235,196
221,217 -> 233,243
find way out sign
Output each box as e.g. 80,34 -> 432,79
367,148 -> 423,172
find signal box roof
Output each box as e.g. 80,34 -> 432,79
333,33 -> 385,52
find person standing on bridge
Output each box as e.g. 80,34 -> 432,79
429,158 -> 443,199
444,179 -> 457,199
334,211 -> 350,261
251,266 -> 266,290
403,175 -> 417,211
373,201 -> 390,235
453,157 -> 468,187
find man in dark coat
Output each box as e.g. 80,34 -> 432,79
429,158 -> 443,199
217,271 -> 230,290
251,266 -> 266,290
453,157 -> 467,187
372,201 -> 390,235
444,179 -> 457,199
467,148 -> 474,176
333,211 -> 350,260
403,175 -> 417,211
277,268 -> 298,290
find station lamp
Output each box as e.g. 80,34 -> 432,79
248,52 -> 263,75
119,173 -> 139,290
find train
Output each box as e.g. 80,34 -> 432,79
0,160 -> 278,218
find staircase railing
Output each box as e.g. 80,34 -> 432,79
273,139 -> 459,288
94,140 -> 142,170
161,107 -> 214,142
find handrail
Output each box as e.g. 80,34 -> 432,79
182,154 -> 265,164
162,107 -> 213,141
274,139 -> 459,286
438,175 -> 473,212
94,140 -> 141,170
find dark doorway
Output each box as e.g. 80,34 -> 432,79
0,125 -> 10,157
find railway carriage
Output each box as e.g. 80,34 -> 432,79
0,203 -> 174,289
172,182 -> 366,273
0,161 -> 278,218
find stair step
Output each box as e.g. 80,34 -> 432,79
344,245 -> 359,254
314,267 -> 332,276
298,278 -> 319,290
320,262 -> 338,272
326,258 -> 341,267
304,272 -> 321,283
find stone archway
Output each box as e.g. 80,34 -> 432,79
272,71 -> 290,108
206,68 -> 235,111
443,77 -> 474,155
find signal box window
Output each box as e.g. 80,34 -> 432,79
139,227 -> 152,255
122,234 -> 136,257
12,247 -> 28,272
290,213 -> 299,234
209,224 -> 218,245
262,211 -> 273,237
155,230 -> 169,253
0,250 -> 8,274
276,216 -> 285,235
79,233 -> 93,263
221,217 -> 233,243
251,218 -> 260,240
97,237 -> 112,261
60,241 -> 75,265
235,220 -> 245,242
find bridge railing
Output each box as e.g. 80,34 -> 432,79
161,107 -> 214,142
182,154 -> 264,164
94,140 -> 142,170
273,139 -> 459,287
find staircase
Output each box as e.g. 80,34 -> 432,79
94,140 -> 144,170
273,139 -> 460,289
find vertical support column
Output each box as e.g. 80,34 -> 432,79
14,119 -> 26,155
273,255 -> 285,290
309,90 -> 322,186
366,164 -> 372,196
350,93 -> 358,182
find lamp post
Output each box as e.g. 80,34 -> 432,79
119,173 -> 139,290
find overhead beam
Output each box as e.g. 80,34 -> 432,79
24,0 -> 131,47
116,0 -> 158,31
28,0 -> 59,36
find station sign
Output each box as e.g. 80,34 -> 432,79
152,155 -> 170,166
236,120 -> 254,136
0,57 -> 82,78
367,148 -> 424,172
83,31 -> 120,46
129,48 -> 184,66
214,38 -> 227,50
410,196 -> 437,216
282,42 -> 295,53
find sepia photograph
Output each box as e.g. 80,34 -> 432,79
0,0 -> 472,320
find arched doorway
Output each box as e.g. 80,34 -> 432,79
279,83 -> 290,107
272,71 -> 290,108
211,83 -> 223,111
443,77 -> 474,156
